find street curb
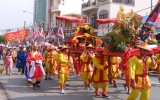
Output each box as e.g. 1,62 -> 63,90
0,82 -> 11,100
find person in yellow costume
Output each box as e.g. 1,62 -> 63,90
122,66 -> 131,94
80,44 -> 94,90
43,45 -> 56,80
58,45 -> 70,94
55,46 -> 62,75
92,47 -> 110,99
127,42 -> 157,100
155,53 -> 160,82
109,56 -> 122,87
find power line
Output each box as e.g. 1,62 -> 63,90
135,5 -> 156,13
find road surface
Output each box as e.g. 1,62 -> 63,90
0,66 -> 160,100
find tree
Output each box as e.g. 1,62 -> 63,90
36,20 -> 43,27
0,35 -> 6,43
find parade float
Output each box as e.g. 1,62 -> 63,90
96,5 -> 160,92
65,24 -> 103,65
55,15 -> 103,55
55,16 -> 84,38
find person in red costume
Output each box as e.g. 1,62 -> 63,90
27,45 -> 45,90
73,54 -> 81,76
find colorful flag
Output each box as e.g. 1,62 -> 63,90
32,26 -> 40,41
56,26 -> 64,40
40,28 -> 45,38
49,28 -> 54,36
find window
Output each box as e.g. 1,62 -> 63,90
50,0 -> 54,7
90,14 -> 97,28
99,10 -> 108,19
113,0 -> 122,3
125,0 -> 133,3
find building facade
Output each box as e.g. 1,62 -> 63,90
34,0 -> 46,24
81,0 -> 159,36
46,0 -> 83,27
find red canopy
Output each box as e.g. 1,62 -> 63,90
96,18 -> 116,24
56,16 -> 84,23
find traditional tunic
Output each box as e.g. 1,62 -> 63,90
92,55 -> 108,95
27,51 -> 45,78
16,50 -> 25,69
58,53 -> 70,89
24,52 -> 31,81
110,57 -> 121,77
80,52 -> 93,86
155,53 -> 160,78
44,50 -> 57,73
110,57 -> 122,86
127,55 -> 157,100
74,57 -> 81,75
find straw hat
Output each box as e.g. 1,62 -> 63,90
61,45 -> 70,49
94,47 -> 105,52
47,45 -> 55,50
137,42 -> 152,51
86,44 -> 95,48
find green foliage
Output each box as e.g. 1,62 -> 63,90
103,13 -> 143,52
108,42 -> 127,52
0,35 -> 6,43
121,25 -> 131,38
36,20 -> 43,26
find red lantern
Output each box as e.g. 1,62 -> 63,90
72,38 -> 79,44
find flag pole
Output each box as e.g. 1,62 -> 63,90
58,38 -> 60,47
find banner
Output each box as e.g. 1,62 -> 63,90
4,29 -> 28,42
143,0 -> 160,28
140,0 -> 160,41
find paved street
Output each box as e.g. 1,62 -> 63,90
0,66 -> 160,100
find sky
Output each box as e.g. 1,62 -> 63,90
0,0 -> 159,34
0,0 -> 34,33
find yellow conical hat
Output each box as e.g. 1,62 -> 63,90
86,44 -> 95,48
137,42 -> 152,50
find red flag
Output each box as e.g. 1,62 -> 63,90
58,28 -> 63,35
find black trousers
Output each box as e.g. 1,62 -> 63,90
18,68 -> 24,74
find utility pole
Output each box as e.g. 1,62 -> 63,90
23,21 -> 26,45
151,0 -> 153,11
24,21 -> 26,29
42,22 -> 46,42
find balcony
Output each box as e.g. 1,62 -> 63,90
82,1 -> 98,12
112,0 -> 135,6
51,5 -> 62,13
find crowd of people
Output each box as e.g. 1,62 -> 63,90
0,41 -> 159,100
